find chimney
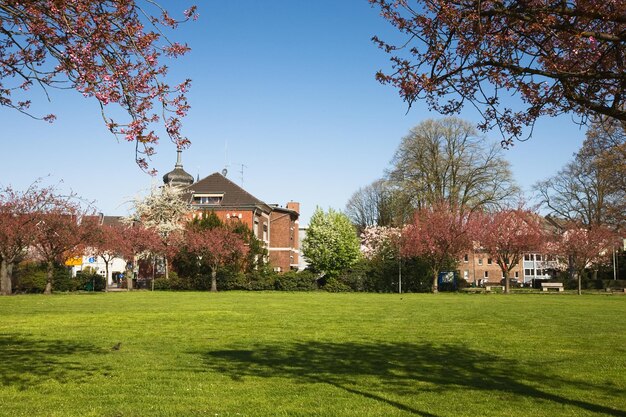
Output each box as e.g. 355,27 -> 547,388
287,202 -> 300,214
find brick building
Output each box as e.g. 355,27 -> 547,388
458,251 -> 524,286
162,154 -> 299,272
268,203 -> 300,272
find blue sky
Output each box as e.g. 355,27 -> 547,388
0,1 -> 586,225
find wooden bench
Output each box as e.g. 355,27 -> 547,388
541,282 -> 564,292
485,285 -> 504,292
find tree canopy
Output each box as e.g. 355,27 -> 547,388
477,208 -> 545,293
549,223 -> 618,294
389,118 -> 518,212
537,119 -> 626,228
302,207 -> 361,278
401,202 -> 476,293
0,1 -> 196,170
371,0 -> 626,142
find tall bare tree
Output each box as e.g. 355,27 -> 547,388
389,118 -> 519,214
345,179 -> 411,233
537,120 -> 626,228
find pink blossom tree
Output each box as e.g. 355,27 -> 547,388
370,1 -> 626,143
32,201 -> 94,295
87,221 -> 129,291
551,224 -> 618,295
0,1 -> 197,170
0,183 -> 61,295
120,223 -> 162,290
477,209 -> 546,294
184,227 -> 249,292
401,202 -> 476,293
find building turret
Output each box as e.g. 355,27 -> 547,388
162,149 -> 194,187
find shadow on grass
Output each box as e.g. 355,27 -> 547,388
0,335 -> 108,389
199,341 -> 625,417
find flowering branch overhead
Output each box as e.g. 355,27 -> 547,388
0,1 -> 197,171
371,0 -> 626,144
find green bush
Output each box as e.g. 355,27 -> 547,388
322,277 -> 352,292
247,270 -> 277,291
12,262 -> 106,293
455,276 -> 471,290
333,257 -> 434,293
602,279 -> 626,289
274,270 -> 318,291
75,270 -> 106,291
217,270 -> 251,291
153,272 -> 194,291
13,262 -> 47,293
54,266 -> 79,292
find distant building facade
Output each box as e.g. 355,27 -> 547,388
163,153 -> 300,272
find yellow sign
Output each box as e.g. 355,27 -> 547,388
64,257 -> 83,266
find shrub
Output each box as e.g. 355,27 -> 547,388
247,270 -> 277,291
217,270 -> 251,291
602,279 -> 626,289
75,270 -> 106,291
322,277 -> 352,292
153,271 -> 194,291
13,262 -> 47,293
274,270 -> 318,291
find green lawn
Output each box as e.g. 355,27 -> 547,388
0,291 -> 625,417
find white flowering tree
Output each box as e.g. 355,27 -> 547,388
302,207 -> 361,278
127,185 -> 190,280
360,226 -> 401,261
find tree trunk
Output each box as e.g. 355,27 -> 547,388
125,265 -> 133,291
44,261 -> 54,295
577,270 -> 582,295
104,259 -> 109,292
431,269 -> 438,293
164,256 -> 169,280
0,258 -> 11,295
568,255 -> 576,280
503,269 -> 510,294
211,267 -> 218,292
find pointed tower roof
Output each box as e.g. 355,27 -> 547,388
163,149 -> 194,187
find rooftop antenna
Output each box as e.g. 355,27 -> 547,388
223,141 -> 230,177
239,164 -> 247,187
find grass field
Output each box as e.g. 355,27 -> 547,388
0,291 -> 625,417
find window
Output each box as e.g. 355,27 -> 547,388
536,254 -> 542,261
484,271 -> 489,278
515,271 -> 519,278
463,270 -> 469,280
478,258 -> 483,265
536,269 -> 543,276
463,254 -> 469,263
524,254 -> 531,261
192,194 -> 223,205
524,268 -> 532,276
487,258 -> 492,265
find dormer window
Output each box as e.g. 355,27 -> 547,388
192,193 -> 223,205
